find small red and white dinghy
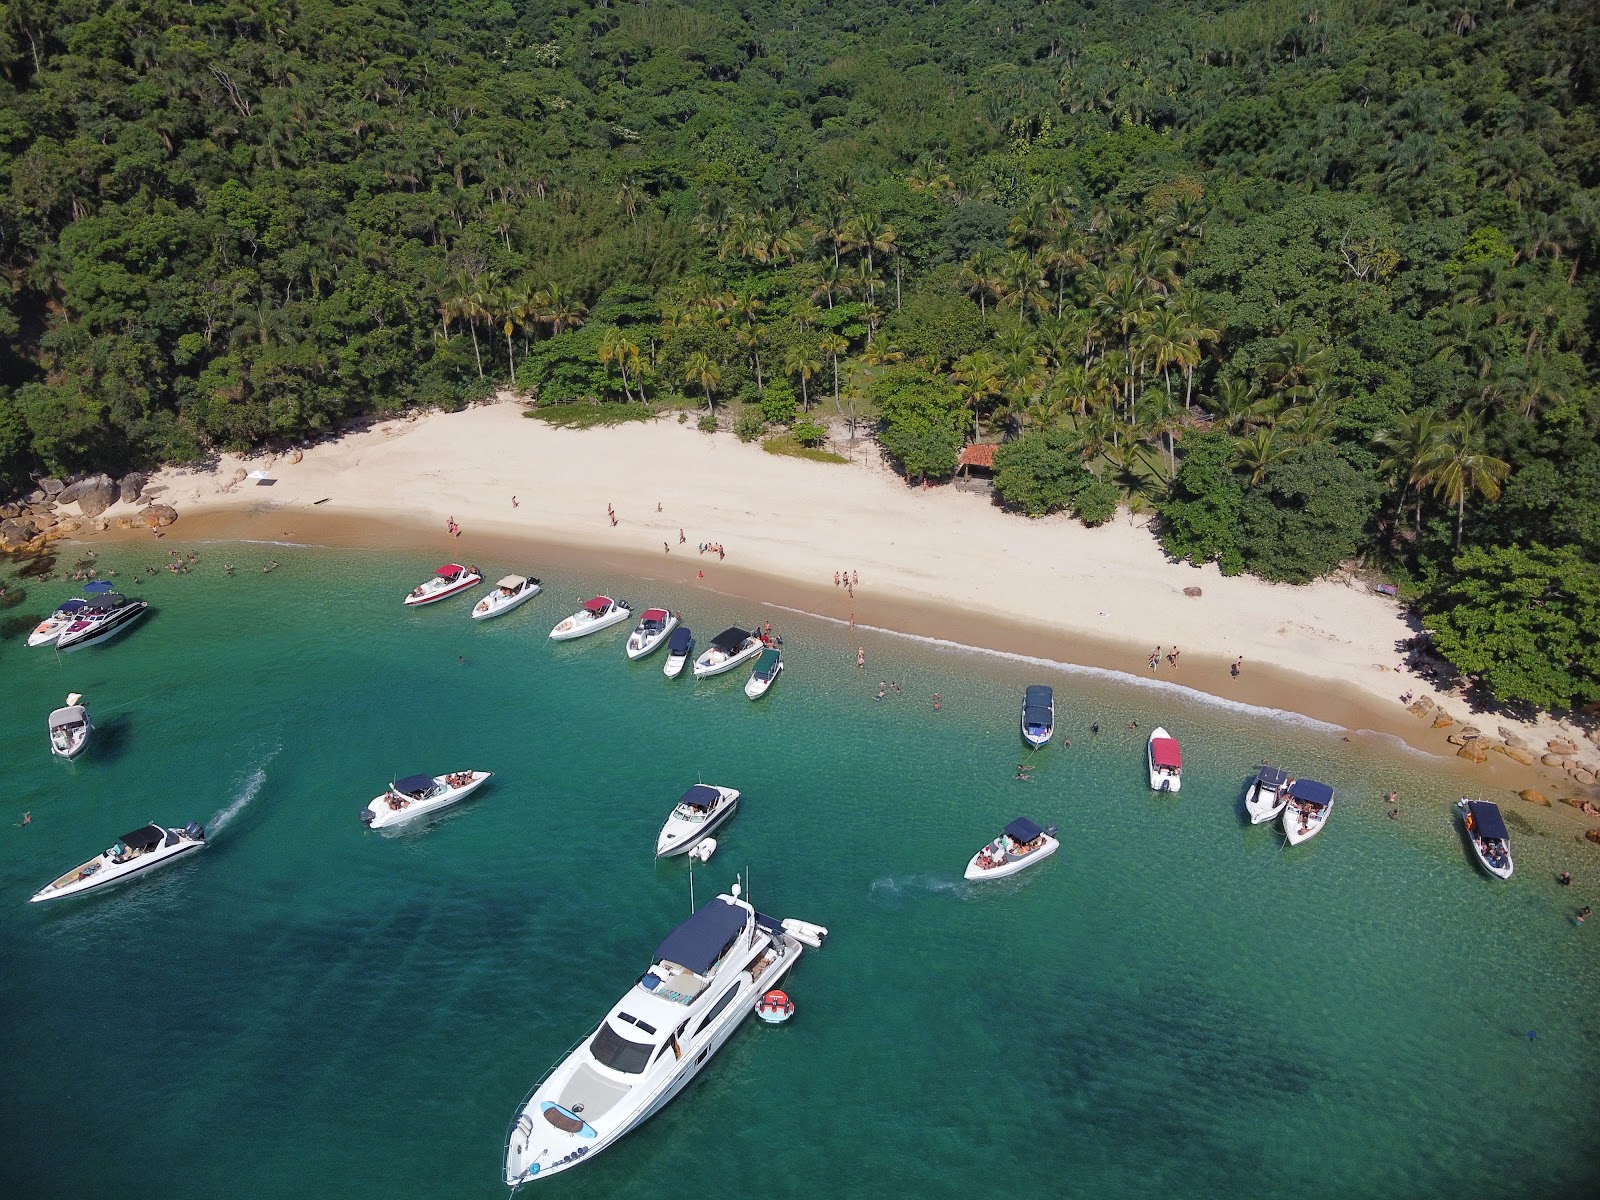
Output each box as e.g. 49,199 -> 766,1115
404,563 -> 482,606
756,989 -> 794,1024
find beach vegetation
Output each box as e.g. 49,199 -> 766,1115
735,410 -> 768,443
993,430 -> 1096,518
763,434 -> 848,465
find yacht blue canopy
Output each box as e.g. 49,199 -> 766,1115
1004,817 -> 1045,843
1466,800 -> 1508,841
667,626 -> 692,653
57,599 -> 87,613
1255,766 -> 1290,789
710,627 -> 752,653
392,774 -> 435,794
679,784 -> 721,809
83,580 -> 115,594
1287,779 -> 1334,807
1022,685 -> 1053,725
654,898 -> 747,975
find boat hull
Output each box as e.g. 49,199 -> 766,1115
744,663 -> 782,699
1457,799 -> 1513,880
56,604 -> 150,650
963,835 -> 1059,881
663,653 -> 689,678
693,642 -> 763,678
49,729 -> 89,760
404,574 -> 482,606
1147,727 -> 1181,793
1282,800 -> 1332,845
363,772 -> 491,829
549,607 -> 631,640
27,617 -> 73,647
1244,782 -> 1288,825
31,836 -> 204,903
626,614 -> 679,659
472,584 -> 541,621
655,794 -> 738,857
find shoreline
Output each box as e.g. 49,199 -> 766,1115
52,398 -> 1600,827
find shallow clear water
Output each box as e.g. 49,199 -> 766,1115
1,542 -> 1596,1199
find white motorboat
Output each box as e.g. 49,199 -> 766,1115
549,595 -> 632,641
31,821 -> 206,903
404,563 -> 483,606
1147,727 -> 1182,793
360,770 -> 492,829
693,626 -> 764,678
963,817 -> 1060,881
504,881 -> 814,1186
1281,778 -> 1335,845
472,575 -> 541,620
1021,685 -> 1054,748
663,626 -> 693,678
48,694 -> 91,759
744,648 -> 783,699
655,784 -> 740,858
28,598 -> 89,647
1457,798 -> 1514,880
1244,765 -> 1292,825
625,609 -> 679,659
55,590 -> 150,650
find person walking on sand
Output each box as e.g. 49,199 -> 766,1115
680,529 -> 686,544
835,572 -> 841,587
1168,647 -> 1180,668
852,570 -> 858,586
664,542 -> 670,554
1231,656 -> 1243,678
1149,648 -> 1160,672
512,495 -> 518,508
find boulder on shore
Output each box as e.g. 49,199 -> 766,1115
1,516 -> 39,545
1542,754 -> 1566,767
1548,739 -> 1579,755
117,472 -> 147,504
40,478 -> 65,496
1492,744 -> 1537,766
1574,769 -> 1597,786
140,504 -> 178,528
1432,713 -> 1455,729
1519,789 -> 1550,806
73,474 -> 116,517
1586,828 -> 1600,845
1457,744 -> 1488,763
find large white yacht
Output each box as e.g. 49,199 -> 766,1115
504,882 -> 813,1186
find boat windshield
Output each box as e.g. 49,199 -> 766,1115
590,1021 -> 653,1074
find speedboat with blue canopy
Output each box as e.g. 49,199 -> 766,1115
964,816 -> 1060,881
693,626 -> 764,678
55,590 -> 149,650
361,769 -> 491,829
28,597 -> 89,647
1281,778 -> 1335,845
504,879 -> 820,1186
1245,764 -> 1292,824
626,608 -> 679,659
1457,797 -> 1513,880
1021,685 -> 1054,748
744,648 -> 783,699
31,820 -> 206,903
656,783 -> 740,857
663,625 -> 694,678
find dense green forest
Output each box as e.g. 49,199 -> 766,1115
2,0 -> 1598,709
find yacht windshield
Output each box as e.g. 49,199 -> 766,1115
590,1021 -> 653,1074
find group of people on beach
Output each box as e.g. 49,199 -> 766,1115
1150,645 -> 1181,671
834,569 -> 859,597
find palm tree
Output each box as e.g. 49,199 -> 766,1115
1232,427 -> 1290,484
445,276 -> 490,378
843,210 -> 896,301
959,250 -> 1003,319
1000,251 -> 1047,322
683,352 -> 722,413
818,332 -> 849,412
1261,332 -> 1329,400
599,326 -> 641,402
1432,411 -> 1511,547
492,287 -> 525,386
1373,409 -> 1452,532
782,343 -> 821,412
953,350 -> 1004,440
541,283 -> 587,336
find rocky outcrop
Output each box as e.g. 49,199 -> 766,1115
1560,797 -> 1600,816
288,448 -> 303,464
1586,828 -> 1600,845
117,472 -> 147,504
1548,739 -> 1579,756
1497,727 -> 1530,749
1519,788 -> 1550,806
1457,744 -> 1488,763
59,473 -> 116,517
139,504 -> 178,528
1574,769 -> 1597,786
40,478 -> 65,496
1492,743 -> 1537,766
1543,754 -> 1566,767
1432,713 -> 1455,729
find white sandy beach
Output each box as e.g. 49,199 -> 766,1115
86,398 -> 1600,802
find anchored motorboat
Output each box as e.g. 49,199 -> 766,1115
1021,685 -> 1054,748
404,563 -> 483,606
360,771 -> 492,829
503,881 -> 816,1187
626,609 -> 679,659
1457,798 -> 1514,880
31,821 -> 206,903
473,575 -> 541,620
1281,778 -> 1335,845
1147,727 -> 1182,793
655,784 -> 740,858
693,626 -> 763,678
48,694 -> 91,759
744,648 -> 783,699
55,588 -> 149,650
27,597 -> 89,647
1244,765 -> 1292,824
549,596 -> 632,641
663,627 -> 694,678
963,817 -> 1060,881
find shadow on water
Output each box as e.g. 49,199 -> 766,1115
89,713 -> 134,761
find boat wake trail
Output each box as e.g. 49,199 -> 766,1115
868,873 -> 972,909
208,749 -> 279,835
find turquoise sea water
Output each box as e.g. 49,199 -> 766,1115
2,541 -> 1596,1200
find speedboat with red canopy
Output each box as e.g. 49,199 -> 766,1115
1457,797 -> 1513,880
28,597 -> 89,647
964,816 -> 1059,881
1147,727 -> 1182,792
503,880 -> 818,1187
31,820 -> 206,903
549,595 -> 632,640
1281,778 -> 1335,845
625,608 -> 679,659
404,563 -> 482,606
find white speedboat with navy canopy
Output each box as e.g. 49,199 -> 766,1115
55,587 -> 150,650
964,817 -> 1060,881
655,784 -> 740,858
28,597 -> 89,647
744,648 -> 783,699
1281,778 -> 1335,845
1244,765 -> 1292,825
503,881 -> 818,1187
48,694 -> 91,759
1147,727 -> 1182,792
693,626 -> 764,678
361,770 -> 491,829
1457,798 -> 1514,880
1021,685 -> 1054,748
663,626 -> 693,678
404,563 -> 482,606
549,596 -> 632,640
31,821 -> 206,903
626,609 -> 679,659
473,575 -> 541,620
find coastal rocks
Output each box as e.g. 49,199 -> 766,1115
1547,739 -> 1579,756
112,515 -> 141,530
1459,725 -> 1482,740
1456,744 -> 1488,763
288,448 -> 303,464
1561,797 -> 1600,816
1542,754 -> 1566,767
1,516 -> 39,545
90,517 -> 108,532
1586,828 -> 1600,845
60,473 -> 115,517
1575,769 -> 1597,786
1432,713 -> 1455,729
117,472 -> 146,504
1519,789 -> 1550,806
1492,743 -> 1537,766
1407,700 -> 1434,719
1183,586 -> 1202,597
53,517 -> 81,535
40,478 -> 65,496
1497,727 -> 1530,749
140,503 -> 177,528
